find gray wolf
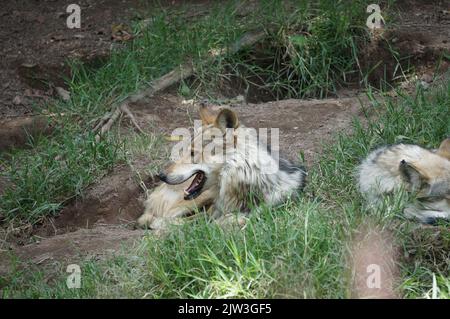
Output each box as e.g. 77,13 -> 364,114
357,138 -> 450,224
137,105 -> 306,229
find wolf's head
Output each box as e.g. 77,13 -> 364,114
158,105 -> 240,200
399,138 -> 450,194
399,138 -> 450,222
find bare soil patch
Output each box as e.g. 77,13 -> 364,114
0,226 -> 144,275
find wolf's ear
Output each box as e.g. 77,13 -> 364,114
399,160 -> 426,191
215,108 -> 239,133
436,138 -> 450,160
199,105 -> 217,125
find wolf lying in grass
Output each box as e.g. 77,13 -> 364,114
137,105 -> 306,229
357,138 -> 450,224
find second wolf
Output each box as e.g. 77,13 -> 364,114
357,138 -> 450,224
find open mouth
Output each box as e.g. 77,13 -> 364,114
184,171 -> 206,200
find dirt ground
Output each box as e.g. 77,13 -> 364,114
1,0 -> 450,276
0,0 -> 143,117
360,0 -> 450,85
0,0 -> 211,118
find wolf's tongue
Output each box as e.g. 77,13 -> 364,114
185,173 -> 203,194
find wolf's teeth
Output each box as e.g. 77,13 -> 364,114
184,190 -> 190,196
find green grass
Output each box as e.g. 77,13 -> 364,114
194,0 -> 373,100
0,0 -> 374,224
2,77 -> 449,298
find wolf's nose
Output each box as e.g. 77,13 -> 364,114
157,172 -> 167,182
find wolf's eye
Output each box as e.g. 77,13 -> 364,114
191,149 -> 195,157
420,181 -> 431,191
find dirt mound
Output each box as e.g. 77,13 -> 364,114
0,115 -> 55,152
0,166 -> 150,272
0,225 -> 144,275
35,166 -> 152,237
2,165 -> 153,247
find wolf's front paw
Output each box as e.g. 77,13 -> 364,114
215,213 -> 248,230
405,206 -> 450,225
136,213 -> 153,229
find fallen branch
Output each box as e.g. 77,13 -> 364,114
95,29 -> 266,141
92,110 -> 112,132
120,103 -> 145,135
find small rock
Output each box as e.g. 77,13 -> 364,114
55,87 -> 70,101
235,95 -> 245,103
181,99 -> 194,105
50,35 -> 65,42
21,63 -> 37,68
12,95 -> 23,105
